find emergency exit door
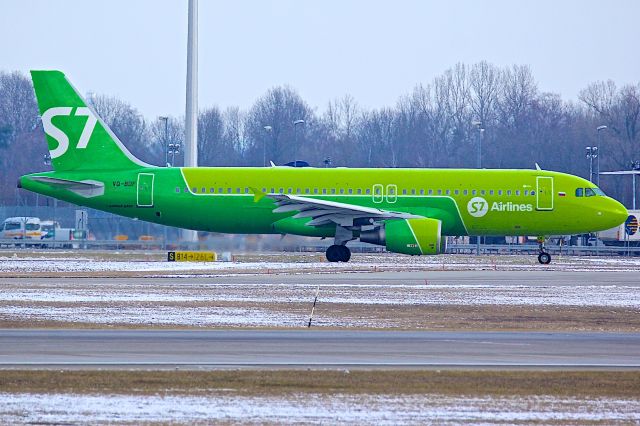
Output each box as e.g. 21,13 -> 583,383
536,176 -> 553,211
137,173 -> 154,207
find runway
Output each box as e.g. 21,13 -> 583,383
1,330 -> 638,369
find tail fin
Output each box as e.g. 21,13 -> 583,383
31,70 -> 149,171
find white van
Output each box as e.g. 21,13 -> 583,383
1,217 -> 43,240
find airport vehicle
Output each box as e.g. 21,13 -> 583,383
1,217 -> 43,240
18,71 -> 628,263
599,210 -> 640,246
40,220 -> 60,239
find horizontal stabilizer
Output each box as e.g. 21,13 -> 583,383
30,176 -> 104,198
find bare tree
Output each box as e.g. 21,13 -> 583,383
245,86 -> 314,166
0,71 -> 39,140
90,94 -> 152,163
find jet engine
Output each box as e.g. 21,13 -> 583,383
360,218 -> 445,255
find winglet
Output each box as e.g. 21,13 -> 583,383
250,187 -> 266,202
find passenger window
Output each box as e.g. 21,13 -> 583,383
236,188 -> 241,193
287,188 -> 292,194
454,189 -> 459,195
192,188 -> 198,193
227,188 -> 232,194
480,190 -> 485,195
245,188 -> 249,194
402,189 -> 407,195
366,189 -> 371,195
270,188 -> 275,193
497,190 -> 502,196
428,189 -> 433,195
419,189 -> 424,195
314,188 -> 319,194
305,188 -> 310,194
437,189 -> 442,195
411,189 -> 416,195
348,189 -> 353,195
463,190 -> 468,195
331,188 -> 336,194
489,190 -> 494,195
585,188 -> 596,197
515,190 -> 520,196
262,188 -> 266,193
340,188 -> 344,194
210,188 -> 215,193
202,187 -> 206,193
472,190 -> 477,195
322,189 -> 327,194
506,190 -> 512,196
445,189 -> 450,195
357,189 -> 362,195
279,188 -> 284,194
175,187 -> 180,193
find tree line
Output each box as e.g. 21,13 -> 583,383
1,62 -> 638,207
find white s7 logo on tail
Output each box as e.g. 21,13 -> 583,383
42,107 -> 98,159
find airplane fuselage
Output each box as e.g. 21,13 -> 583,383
20,166 -> 627,238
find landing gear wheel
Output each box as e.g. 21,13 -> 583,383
338,245 -> 351,262
326,245 -> 351,262
538,252 -> 551,265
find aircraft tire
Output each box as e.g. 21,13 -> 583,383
339,245 -> 351,262
538,252 -> 551,265
326,245 -> 340,262
326,245 -> 351,262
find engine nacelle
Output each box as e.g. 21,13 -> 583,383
360,218 -> 445,255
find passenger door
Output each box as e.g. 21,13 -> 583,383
137,173 -> 154,207
536,176 -> 553,211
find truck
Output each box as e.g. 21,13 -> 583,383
599,210 -> 640,246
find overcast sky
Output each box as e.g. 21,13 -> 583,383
2,0 -> 638,119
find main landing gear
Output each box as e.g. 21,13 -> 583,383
537,236 -> 551,264
326,244 -> 351,262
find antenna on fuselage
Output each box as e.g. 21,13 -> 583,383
535,163 -> 542,171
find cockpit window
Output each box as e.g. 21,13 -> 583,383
585,188 -> 596,197
575,188 -> 583,197
593,188 -> 606,196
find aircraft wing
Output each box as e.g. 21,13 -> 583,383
269,194 -> 422,227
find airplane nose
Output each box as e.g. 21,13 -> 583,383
609,199 -> 629,227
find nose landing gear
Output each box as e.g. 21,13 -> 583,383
537,236 -> 551,264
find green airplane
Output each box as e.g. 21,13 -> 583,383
19,71 -> 628,264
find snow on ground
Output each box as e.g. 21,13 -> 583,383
0,392 -> 637,425
2,282 -> 639,307
2,254 -> 640,274
1,281 -> 639,327
0,305 -> 303,327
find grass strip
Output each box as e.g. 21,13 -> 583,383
0,370 -> 638,397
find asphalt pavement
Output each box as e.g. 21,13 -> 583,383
0,329 -> 638,369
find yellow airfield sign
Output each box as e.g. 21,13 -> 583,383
167,251 -> 217,262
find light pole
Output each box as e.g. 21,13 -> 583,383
472,121 -> 484,255
586,146 -> 598,182
263,125 -> 272,167
293,119 -> 305,166
168,142 -> 180,167
596,125 -> 607,186
159,116 -> 169,167
472,121 -> 484,168
632,160 -> 640,210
